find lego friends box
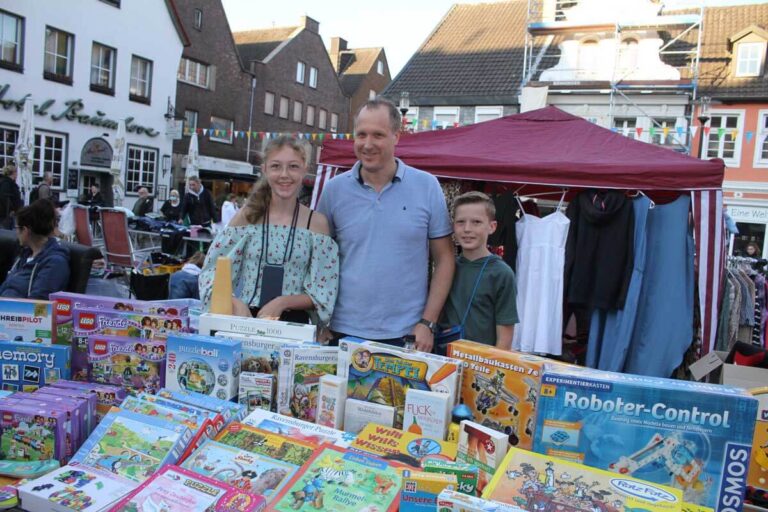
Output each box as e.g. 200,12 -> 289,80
533,366 -> 758,512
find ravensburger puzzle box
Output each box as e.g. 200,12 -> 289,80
533,365 -> 758,512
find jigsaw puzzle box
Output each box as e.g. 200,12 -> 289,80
533,365 -> 758,512
242,408 -> 355,448
276,344 -> 338,423
165,334 -> 241,401
199,312 -> 316,341
0,298 -> 56,344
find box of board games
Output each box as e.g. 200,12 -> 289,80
269,445 -> 402,512
49,381 -> 126,421
422,459 -> 480,496
239,372 -> 274,413
483,447 -> 684,512
165,334 -> 241,401
182,438 -> 297,501
85,335 -> 166,395
404,388 -> 451,441
533,365 -> 758,512
316,374 -> 346,429
0,401 -> 67,462
447,340 -> 563,449
344,398 -> 396,434
338,337 -> 462,429
157,388 -> 245,428
457,420 -> 509,494
215,332 -> 297,375
3,393 -> 83,457
436,489 -> 525,512
351,423 -> 457,467
0,298 -> 56,344
242,408 -> 356,448
276,345 -> 337,422
400,469 -> 457,512
199,312 -> 316,341
0,340 -> 70,392
17,462 -> 137,512
215,422 -> 317,466
70,409 -> 191,483
748,387 -> 768,491
136,392 -> 221,439
35,387 -> 97,435
108,464 -> 266,511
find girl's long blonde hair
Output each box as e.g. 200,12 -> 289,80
245,136 -> 310,224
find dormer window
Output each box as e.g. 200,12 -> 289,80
578,39 -> 599,74
736,41 -> 764,77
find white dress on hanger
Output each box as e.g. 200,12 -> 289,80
512,195 -> 570,356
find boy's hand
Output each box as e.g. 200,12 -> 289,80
413,323 -> 434,353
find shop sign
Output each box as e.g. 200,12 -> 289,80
728,206 -> 768,224
0,84 -> 160,137
80,138 -> 113,167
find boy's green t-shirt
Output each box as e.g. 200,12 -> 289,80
440,254 -> 519,346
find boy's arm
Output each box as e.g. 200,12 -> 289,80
495,324 -> 514,350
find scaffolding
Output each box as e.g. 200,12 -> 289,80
522,0 -> 704,154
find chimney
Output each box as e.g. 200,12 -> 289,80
330,37 -> 348,72
301,16 -> 319,34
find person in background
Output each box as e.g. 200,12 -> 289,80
161,190 -> 182,221
180,176 -> 218,227
132,187 -> 154,217
439,191 -> 518,351
746,241 -> 761,258
0,164 -> 22,230
169,251 -> 205,299
30,171 -> 54,203
0,199 -> 70,299
220,193 -> 238,228
83,184 -> 104,207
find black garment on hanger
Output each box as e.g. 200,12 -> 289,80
565,189 -> 634,310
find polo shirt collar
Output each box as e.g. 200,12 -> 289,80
354,158 -> 405,186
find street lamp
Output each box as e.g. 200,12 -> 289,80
696,96 -> 711,159
399,91 -> 410,132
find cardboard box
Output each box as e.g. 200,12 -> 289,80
316,374 -> 346,430
0,340 -> 71,391
404,388 -> 451,440
238,372 -> 274,413
400,469 -> 456,512
344,398 -> 396,434
457,420 -> 508,494
351,423 -> 458,467
748,387 -> 768,491
422,458 -> 479,496
436,489 -> 524,512
165,334 -> 241,401
0,298 -> 56,344
276,345 -> 338,422
242,408 -> 355,448
198,313 -> 316,341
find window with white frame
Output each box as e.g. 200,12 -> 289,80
705,112 -> 743,166
434,107 -> 460,129
279,96 -> 289,119
209,116 -> 233,144
34,131 -> 66,189
44,26 -> 73,82
306,105 -> 315,126
755,110 -> 768,167
736,42 -> 764,77
0,10 -> 23,70
319,109 -> 327,130
293,100 -> 303,123
126,145 -> 157,194
264,92 -> 275,115
184,109 -> 198,134
130,55 -> 152,102
330,113 -> 339,132
377,60 -> 384,75
578,39 -> 599,75
309,66 -> 318,88
475,106 -> 503,124
651,118 -> 679,147
0,126 -> 17,170
177,58 -> 210,88
403,107 -> 419,131
90,42 -> 116,93
613,117 -> 637,139
296,61 -> 305,84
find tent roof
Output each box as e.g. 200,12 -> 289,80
320,107 -> 724,191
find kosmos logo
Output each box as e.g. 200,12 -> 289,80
717,442 -> 750,512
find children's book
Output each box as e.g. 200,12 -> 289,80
343,398 -> 395,434
215,422 -> 317,466
165,334 -> 242,401
0,340 -> 71,391
181,438 -> 297,501
242,408 -> 356,448
70,409 -> 191,483
238,372 -> 274,413
0,298 -> 56,344
86,335 -> 166,395
351,423 -> 457,468
17,462 -> 137,512
276,345 -> 337,423
108,464 -> 266,512
482,447 -> 684,512
457,420 -> 509,494
403,388 -> 451,441
268,445 -> 402,512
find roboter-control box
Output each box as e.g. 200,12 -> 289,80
533,365 -> 758,512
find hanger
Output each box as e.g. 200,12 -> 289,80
516,188 -> 569,199
629,190 -> 656,209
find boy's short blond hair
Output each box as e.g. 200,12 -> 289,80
452,191 -> 496,221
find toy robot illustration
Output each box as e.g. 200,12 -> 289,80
608,433 -> 703,488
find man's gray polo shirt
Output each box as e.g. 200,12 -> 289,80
317,159 -> 452,339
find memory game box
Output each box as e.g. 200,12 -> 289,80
533,365 -> 758,512
165,334 -> 241,401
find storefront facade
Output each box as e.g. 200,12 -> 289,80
0,0 -> 186,211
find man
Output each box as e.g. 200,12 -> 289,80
180,176 -> 218,227
84,184 -> 104,207
132,187 -> 154,217
317,98 -> 455,352
31,171 -> 54,202
0,164 -> 21,229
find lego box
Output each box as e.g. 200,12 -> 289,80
447,340 -> 560,449
533,365 -> 758,512
0,298 -> 56,344
87,335 -> 166,395
165,334 -> 242,401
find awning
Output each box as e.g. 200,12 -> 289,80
182,154 -> 255,177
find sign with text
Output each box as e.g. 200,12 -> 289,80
729,205 -> 768,224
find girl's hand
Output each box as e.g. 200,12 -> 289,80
231,297 -> 252,317
256,297 -> 286,320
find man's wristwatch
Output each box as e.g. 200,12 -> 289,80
417,318 -> 438,334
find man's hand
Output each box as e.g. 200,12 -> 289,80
412,322 -> 434,353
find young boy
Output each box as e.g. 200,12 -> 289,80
440,191 -> 518,349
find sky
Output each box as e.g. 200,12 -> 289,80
221,0 -> 768,77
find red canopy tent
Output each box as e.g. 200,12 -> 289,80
317,106 -> 726,356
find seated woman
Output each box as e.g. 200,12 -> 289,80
0,199 -> 70,299
198,136 -> 339,324
169,251 -> 205,300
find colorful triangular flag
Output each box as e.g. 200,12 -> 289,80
690,126 -> 698,138
747,131 -> 755,142
649,126 -> 656,137
636,127 -> 643,137
717,127 -> 725,139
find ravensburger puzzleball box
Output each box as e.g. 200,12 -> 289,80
533,365 -> 758,512
165,334 -> 241,401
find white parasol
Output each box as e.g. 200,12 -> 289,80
13,96 -> 35,204
185,132 -> 199,179
110,119 -> 126,206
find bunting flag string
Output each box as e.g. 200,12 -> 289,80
182,127 -> 355,141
